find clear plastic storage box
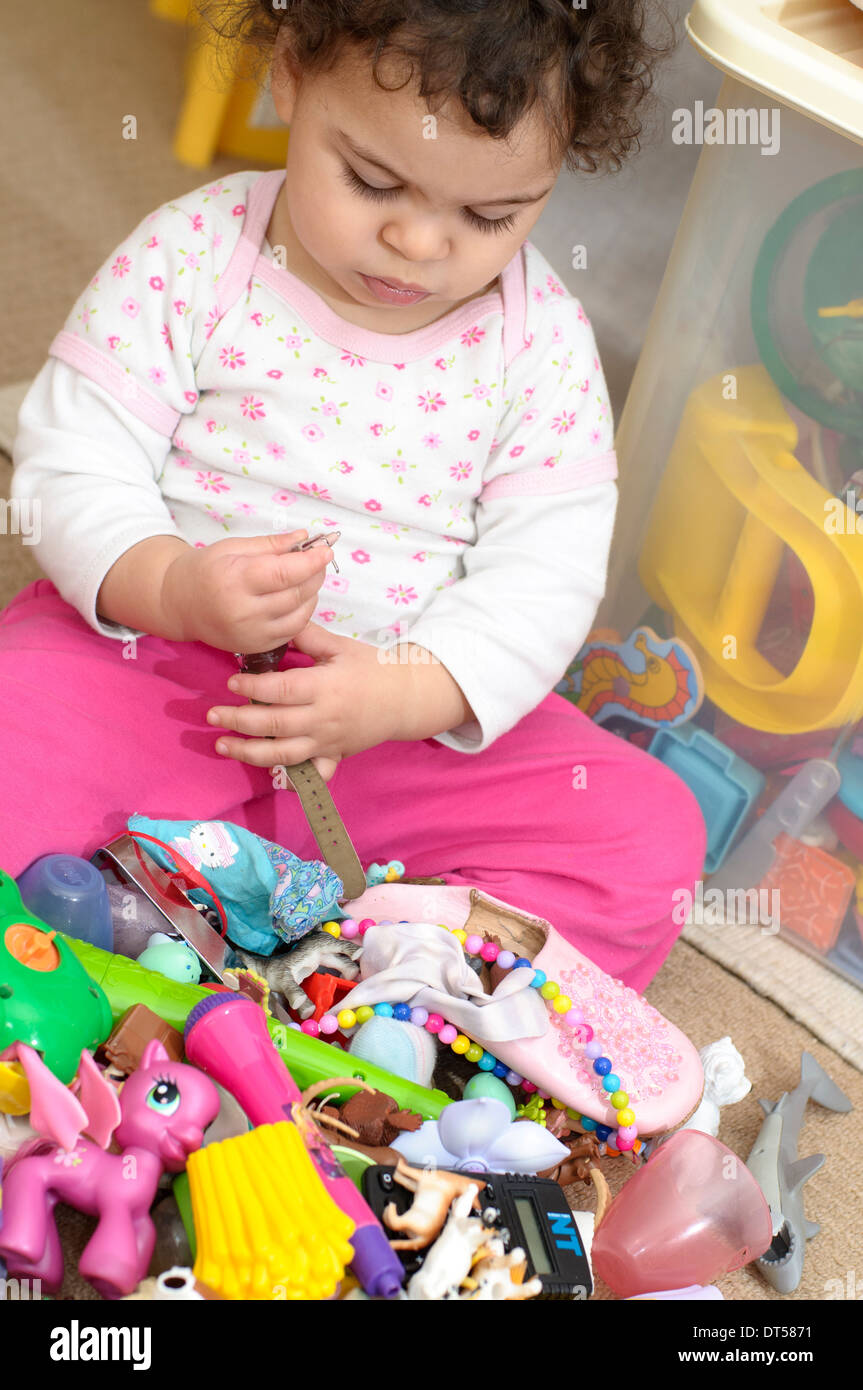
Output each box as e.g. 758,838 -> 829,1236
586,0 -> 863,987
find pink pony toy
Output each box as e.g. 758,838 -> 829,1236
0,1040 -> 219,1298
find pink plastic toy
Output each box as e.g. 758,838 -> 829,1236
0,1040 -> 218,1298
591,1129 -> 773,1298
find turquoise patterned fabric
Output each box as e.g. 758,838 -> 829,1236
127,814 -> 343,954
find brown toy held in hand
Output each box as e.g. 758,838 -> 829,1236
235,534 -> 367,900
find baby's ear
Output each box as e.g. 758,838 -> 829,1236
141,1039 -> 170,1069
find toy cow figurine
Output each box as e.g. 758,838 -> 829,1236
0,1039 -> 218,1298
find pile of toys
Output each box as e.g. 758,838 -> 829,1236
0,822 -> 852,1301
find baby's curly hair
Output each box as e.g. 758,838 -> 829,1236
198,0 -> 677,175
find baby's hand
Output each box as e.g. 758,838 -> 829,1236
161,530 -> 333,653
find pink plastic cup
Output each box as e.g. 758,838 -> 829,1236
592,1129 -> 773,1297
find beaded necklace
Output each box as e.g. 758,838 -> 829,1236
304,917 -> 640,1152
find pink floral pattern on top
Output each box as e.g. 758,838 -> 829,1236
550,962 -> 683,1105
49,171 -> 616,649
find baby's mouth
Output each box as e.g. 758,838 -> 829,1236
359,273 -> 431,304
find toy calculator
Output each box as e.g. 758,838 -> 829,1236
362,1166 -> 593,1299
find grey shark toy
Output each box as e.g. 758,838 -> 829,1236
746,1052 -> 852,1294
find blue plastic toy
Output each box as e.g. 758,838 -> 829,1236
648,725 -> 765,873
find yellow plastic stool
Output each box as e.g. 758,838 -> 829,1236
152,0 -> 290,169
639,364 -> 863,734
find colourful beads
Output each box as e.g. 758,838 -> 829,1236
300,1019 -> 320,1036
337,917 -> 639,1152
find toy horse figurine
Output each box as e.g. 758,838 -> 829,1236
0,1039 -> 218,1298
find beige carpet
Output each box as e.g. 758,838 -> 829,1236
3,0 -> 861,1304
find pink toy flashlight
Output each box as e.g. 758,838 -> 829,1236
184,993 -> 404,1299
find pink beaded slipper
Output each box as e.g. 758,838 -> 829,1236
342,882 -> 704,1140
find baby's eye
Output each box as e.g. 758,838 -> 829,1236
339,164 -> 517,236
461,208 -> 518,236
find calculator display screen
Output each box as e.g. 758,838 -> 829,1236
514,1197 -> 554,1274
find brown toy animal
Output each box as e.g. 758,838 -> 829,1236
319,1088 -> 422,1149
384,1158 -> 486,1251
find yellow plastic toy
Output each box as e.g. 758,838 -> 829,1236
639,364 -> 863,734
0,1059 -> 30,1116
152,0 -> 290,169
187,1121 -> 355,1300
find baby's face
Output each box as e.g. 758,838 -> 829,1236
270,42 -> 561,319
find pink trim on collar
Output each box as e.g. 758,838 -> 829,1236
234,169 -> 527,367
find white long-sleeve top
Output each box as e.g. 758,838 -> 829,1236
12,169 -> 618,752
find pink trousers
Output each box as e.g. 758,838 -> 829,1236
0,580 -> 706,992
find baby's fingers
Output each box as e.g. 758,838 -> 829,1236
213,734 -> 322,768
310,754 -> 341,783
245,542 -> 333,599
207,699 -> 311,739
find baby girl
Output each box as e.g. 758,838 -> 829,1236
4,0 -> 704,990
